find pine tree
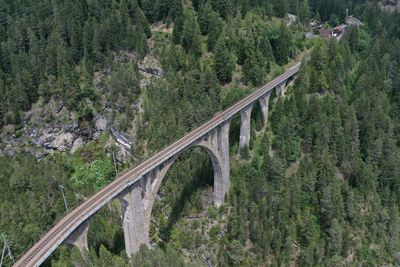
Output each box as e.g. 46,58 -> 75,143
213,32 -> 233,83
243,38 -> 264,86
257,32 -> 273,72
211,0 -> 232,19
91,28 -> 103,65
82,19 -> 94,62
272,23 -> 291,65
141,0 -> 158,23
201,66 -> 221,112
342,106 -> 360,174
199,2 -> 214,35
207,13 -> 223,52
299,0 -> 311,22
70,22 -> 82,64
328,218 -> 343,256
272,0 -> 288,17
172,14 -> 184,44
181,14 -> 202,57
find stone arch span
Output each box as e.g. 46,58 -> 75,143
120,121 -> 231,256
143,138 -> 225,221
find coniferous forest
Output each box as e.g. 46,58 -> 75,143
1,0 -> 400,266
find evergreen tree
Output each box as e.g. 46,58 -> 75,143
257,32 -> 273,73
141,0 -> 158,23
199,2 -> 214,35
243,38 -> 264,86
181,14 -> 202,57
272,23 -> 291,65
299,0 -> 311,22
213,32 -> 233,83
207,13 -> 223,52
272,0 -> 288,17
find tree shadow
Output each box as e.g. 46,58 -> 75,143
158,152 -> 213,245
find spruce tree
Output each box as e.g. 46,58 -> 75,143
181,14 -> 202,57
243,38 -> 264,86
273,23 -> 291,65
257,32 -> 273,72
199,2 -> 214,35
213,32 -> 233,83
207,14 -> 223,52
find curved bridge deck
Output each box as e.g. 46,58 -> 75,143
14,62 -> 301,267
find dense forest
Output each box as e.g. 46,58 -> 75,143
1,0 -> 400,266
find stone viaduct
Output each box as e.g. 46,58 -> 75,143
14,62 -> 301,267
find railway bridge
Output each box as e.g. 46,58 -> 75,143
14,62 -> 301,267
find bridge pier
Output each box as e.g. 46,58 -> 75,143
260,93 -> 271,126
142,160 -> 176,230
64,219 -> 90,255
118,122 -> 233,258
276,82 -> 288,97
239,104 -> 253,153
119,183 -> 148,257
216,121 -> 230,206
192,121 -> 231,206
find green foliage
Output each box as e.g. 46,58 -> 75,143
4,2 -> 400,267
131,245 -> 202,267
0,0 -> 150,128
72,158 -> 114,192
0,154 -> 75,262
213,32 -> 234,83
180,12 -> 202,58
271,23 -> 291,65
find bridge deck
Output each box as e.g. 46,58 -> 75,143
14,62 -> 301,267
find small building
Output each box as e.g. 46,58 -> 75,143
319,28 -> 332,38
332,26 -> 343,37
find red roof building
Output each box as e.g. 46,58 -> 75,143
332,26 -> 343,36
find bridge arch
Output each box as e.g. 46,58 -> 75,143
143,135 -> 227,226
120,123 -> 231,256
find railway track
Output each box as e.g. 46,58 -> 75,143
14,62 -> 301,267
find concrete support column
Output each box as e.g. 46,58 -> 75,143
260,93 -> 271,126
239,104 -> 253,153
64,219 -> 90,255
215,121 -> 230,206
276,82 -> 287,97
142,159 -> 175,228
119,183 -> 148,257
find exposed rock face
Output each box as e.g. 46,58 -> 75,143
0,51 -> 160,161
49,132 -> 74,151
71,138 -> 83,154
111,128 -> 131,151
114,51 -> 164,78
95,116 -> 108,132
105,137 -> 131,163
138,56 -> 164,77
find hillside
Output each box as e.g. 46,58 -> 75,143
1,0 -> 400,267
